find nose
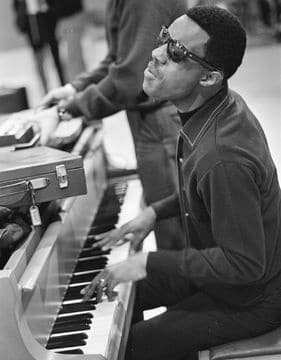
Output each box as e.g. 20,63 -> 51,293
151,44 -> 168,65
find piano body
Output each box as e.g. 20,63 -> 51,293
0,118 -> 143,360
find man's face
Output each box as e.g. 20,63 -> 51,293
143,15 -> 210,104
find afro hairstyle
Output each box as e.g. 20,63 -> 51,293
186,6 -> 247,79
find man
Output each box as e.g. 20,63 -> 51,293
81,5 -> 281,360
40,0 -> 187,250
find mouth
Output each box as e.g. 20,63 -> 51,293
145,62 -> 158,79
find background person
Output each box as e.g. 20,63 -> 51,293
13,0 -> 83,91
40,0 -> 188,250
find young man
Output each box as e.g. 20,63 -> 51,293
81,5 -> 281,360
40,0 -> 187,250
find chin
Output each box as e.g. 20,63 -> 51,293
143,82 -> 151,96
143,81 -> 159,100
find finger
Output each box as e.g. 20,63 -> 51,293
106,289 -> 118,302
40,94 -> 54,107
93,231 -> 122,249
115,237 -> 129,247
93,230 -> 112,241
94,277 -> 108,303
91,231 -> 114,248
101,237 -> 124,250
80,283 -> 90,295
92,236 -> 111,249
105,280 -> 118,301
58,99 -> 68,108
81,278 -> 99,301
96,283 -> 104,303
132,237 -> 143,251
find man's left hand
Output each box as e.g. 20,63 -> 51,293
81,252 -> 149,302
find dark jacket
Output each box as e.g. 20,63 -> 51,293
149,86 -> 281,307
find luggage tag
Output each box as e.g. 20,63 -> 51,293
27,181 -> 42,227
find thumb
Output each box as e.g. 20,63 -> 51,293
40,93 -> 55,107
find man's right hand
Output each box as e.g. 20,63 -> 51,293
40,84 -> 76,108
93,206 -> 157,251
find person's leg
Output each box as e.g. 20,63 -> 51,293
48,35 -> 66,85
31,47 -> 48,93
130,271 -> 198,326
135,271 -> 198,311
127,288 -> 281,360
46,15 -> 66,85
126,104 -> 186,250
56,12 -> 86,82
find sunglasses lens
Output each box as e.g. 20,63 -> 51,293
157,27 -> 170,46
167,41 -> 186,62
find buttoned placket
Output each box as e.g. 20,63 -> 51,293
176,135 -> 190,242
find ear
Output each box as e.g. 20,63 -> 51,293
200,71 -> 223,87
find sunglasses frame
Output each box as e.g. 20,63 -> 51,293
158,25 -> 221,73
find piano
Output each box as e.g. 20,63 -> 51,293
0,117 -> 144,360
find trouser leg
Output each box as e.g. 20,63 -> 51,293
127,286 -> 281,360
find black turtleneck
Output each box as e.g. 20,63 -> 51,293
178,106 -> 203,127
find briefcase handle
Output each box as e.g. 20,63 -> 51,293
0,178 -> 49,206
13,132 -> 40,150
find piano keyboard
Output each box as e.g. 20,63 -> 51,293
46,176 -> 143,357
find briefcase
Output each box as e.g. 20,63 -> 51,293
0,146 -> 87,208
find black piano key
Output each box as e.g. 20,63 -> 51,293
70,271 -> 100,284
49,333 -> 88,343
98,194 -> 119,205
52,322 -> 91,334
80,248 -> 111,258
47,339 -> 87,350
47,333 -> 87,348
95,200 -> 118,209
52,322 -> 90,332
57,349 -> 84,354
74,258 -> 107,273
52,318 -> 92,329
92,214 -> 119,226
59,301 -> 96,315
92,223 -> 117,232
83,237 -> 101,248
56,313 -> 93,324
92,212 -> 119,222
95,201 -> 115,210
89,224 -> 116,235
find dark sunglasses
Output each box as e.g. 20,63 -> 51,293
157,25 -> 221,72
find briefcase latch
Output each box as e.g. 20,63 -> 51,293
56,165 -> 68,189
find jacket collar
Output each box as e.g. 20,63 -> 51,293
180,84 -> 229,147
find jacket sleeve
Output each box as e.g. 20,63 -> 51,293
64,0 -> 180,119
147,162 -> 266,287
71,52 -> 114,92
151,192 -> 181,220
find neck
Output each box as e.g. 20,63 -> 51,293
175,83 -> 224,113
